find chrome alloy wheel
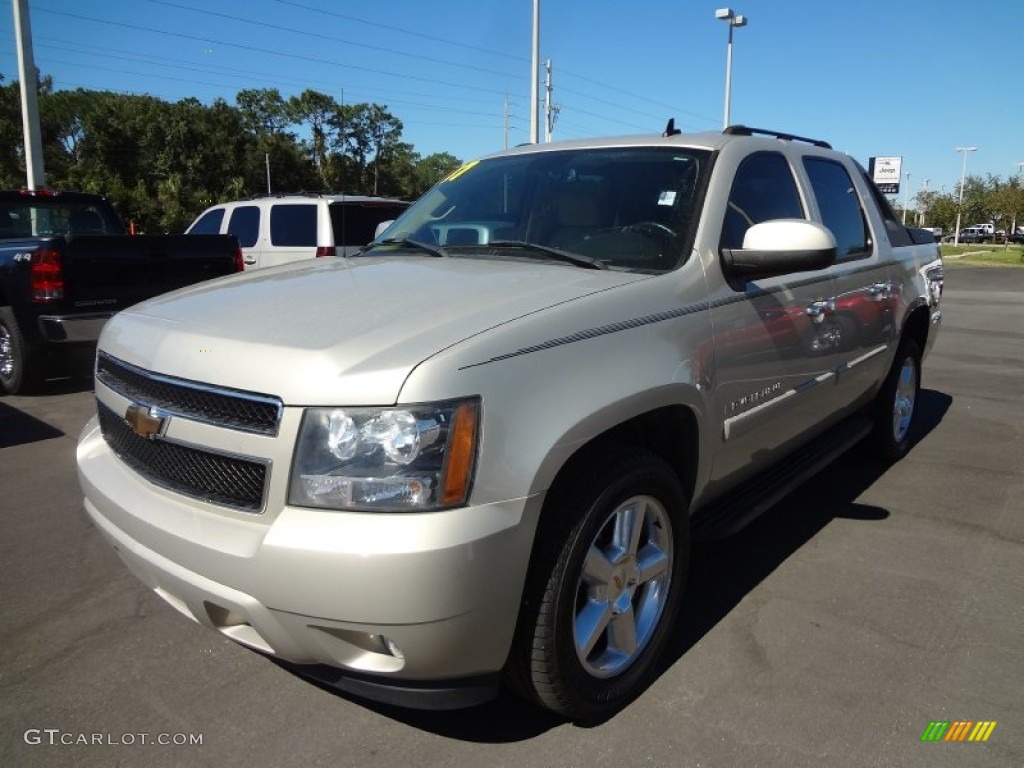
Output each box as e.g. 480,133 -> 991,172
0,324 -> 13,379
892,356 -> 918,444
573,494 -> 673,678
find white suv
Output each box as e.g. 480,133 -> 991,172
186,194 -> 408,269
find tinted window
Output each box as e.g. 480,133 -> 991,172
803,158 -> 870,258
189,208 -> 225,235
1,200 -> 124,236
227,206 -> 260,247
270,204 -> 317,246
329,202 -> 409,246
858,164 -> 911,247
720,153 -> 804,250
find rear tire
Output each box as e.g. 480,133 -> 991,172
868,336 -> 921,461
507,449 -> 690,722
0,308 -> 42,396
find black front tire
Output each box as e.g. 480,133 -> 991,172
868,336 -> 922,461
0,308 -> 42,396
507,449 -> 690,722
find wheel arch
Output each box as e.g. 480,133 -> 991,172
901,301 -> 931,359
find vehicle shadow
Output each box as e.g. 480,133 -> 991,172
0,400 -> 65,448
278,389 -> 952,740
662,387 -> 953,689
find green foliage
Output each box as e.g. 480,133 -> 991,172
0,75 -> 462,232
914,174 -> 1024,235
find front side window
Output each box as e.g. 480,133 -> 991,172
227,206 -> 260,248
188,208 -> 225,235
373,147 -> 709,273
720,152 -> 805,250
270,204 -> 317,247
803,158 -> 871,259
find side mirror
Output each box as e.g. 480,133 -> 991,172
374,220 -> 394,239
721,219 -> 837,279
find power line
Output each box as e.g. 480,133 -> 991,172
30,6 -> 517,99
143,0 -> 520,81
15,35 -> 523,111
273,0 -> 527,63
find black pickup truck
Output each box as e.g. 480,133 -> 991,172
1,189 -> 242,394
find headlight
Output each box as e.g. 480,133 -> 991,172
289,398 -> 480,511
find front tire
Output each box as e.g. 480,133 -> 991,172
868,337 -> 921,460
508,450 -> 690,722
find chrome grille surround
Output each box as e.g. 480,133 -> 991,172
97,401 -> 269,513
96,352 -> 283,436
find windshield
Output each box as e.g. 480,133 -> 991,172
371,146 -> 709,272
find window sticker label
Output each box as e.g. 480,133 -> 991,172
658,190 -> 677,207
443,160 -> 480,184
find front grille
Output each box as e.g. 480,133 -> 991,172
96,353 -> 282,435
98,402 -> 268,512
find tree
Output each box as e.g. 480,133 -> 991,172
287,89 -> 339,188
236,88 -> 291,137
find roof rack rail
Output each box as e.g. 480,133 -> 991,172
723,125 -> 832,149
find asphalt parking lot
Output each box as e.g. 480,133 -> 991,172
1,265 -> 1022,768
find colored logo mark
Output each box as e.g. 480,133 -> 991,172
921,721 -> 997,742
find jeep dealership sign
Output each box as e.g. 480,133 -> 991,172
869,156 -> 902,194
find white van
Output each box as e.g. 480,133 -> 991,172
186,194 -> 409,269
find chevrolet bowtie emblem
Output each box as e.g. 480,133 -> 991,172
124,404 -> 167,440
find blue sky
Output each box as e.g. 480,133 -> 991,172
2,0 -> 1022,199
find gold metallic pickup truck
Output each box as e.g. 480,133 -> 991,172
77,125 -> 943,722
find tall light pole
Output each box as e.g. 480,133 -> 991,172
716,8 -> 747,129
902,172 -> 911,225
13,0 -> 45,189
953,146 -> 977,246
530,0 -> 540,144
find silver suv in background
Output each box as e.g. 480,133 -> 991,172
187,194 -> 409,269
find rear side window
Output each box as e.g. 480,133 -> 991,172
227,206 -> 260,248
189,208 -> 225,235
803,158 -> 871,259
329,202 -> 409,246
270,204 -> 317,246
720,152 -> 804,250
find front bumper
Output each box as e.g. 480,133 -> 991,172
77,417 -> 542,708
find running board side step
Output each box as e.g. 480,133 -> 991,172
691,416 -> 873,540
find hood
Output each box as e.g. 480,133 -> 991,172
99,256 -> 648,405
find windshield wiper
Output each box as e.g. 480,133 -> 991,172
367,238 -> 447,258
485,240 -> 606,270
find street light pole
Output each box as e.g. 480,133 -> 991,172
953,146 -> 977,246
902,172 -> 911,225
716,8 -> 747,129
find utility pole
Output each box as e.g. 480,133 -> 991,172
543,59 -> 559,143
503,94 -> 509,150
265,153 -> 271,195
13,0 -> 45,189
530,0 -> 540,144
373,125 -> 384,195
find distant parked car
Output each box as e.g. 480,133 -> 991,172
957,227 -> 991,244
187,194 -> 410,269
